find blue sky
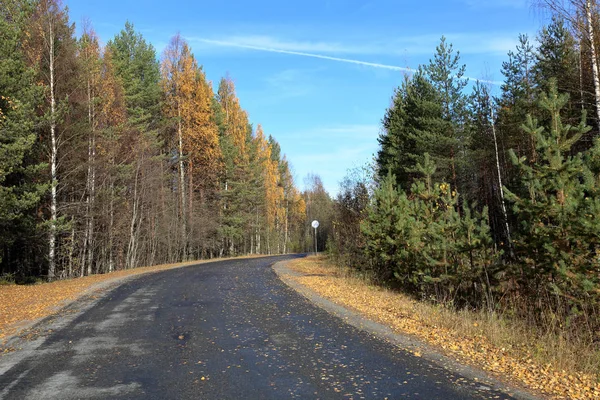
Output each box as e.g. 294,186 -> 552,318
65,0 -> 544,195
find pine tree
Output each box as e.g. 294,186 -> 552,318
216,76 -> 254,255
0,0 -> 47,274
534,16 -> 583,129
539,0 -> 600,129
377,72 -> 444,189
377,76 -> 412,185
505,81 -> 600,315
361,172 -> 410,282
106,21 -> 161,130
365,152 -> 497,304
107,23 -> 163,269
423,36 -> 469,194
497,34 -> 538,165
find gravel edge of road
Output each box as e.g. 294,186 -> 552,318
272,260 -> 543,400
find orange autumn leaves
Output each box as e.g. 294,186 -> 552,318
159,34 -> 305,241
161,35 -> 221,189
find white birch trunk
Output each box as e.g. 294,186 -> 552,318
48,19 -> 57,280
580,38 -> 586,110
83,76 -> 96,276
178,107 -> 187,259
87,78 -> 96,276
491,109 -> 513,255
68,223 -> 74,278
127,161 -> 141,269
586,0 -> 600,125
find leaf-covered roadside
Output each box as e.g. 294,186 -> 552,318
284,256 -> 600,400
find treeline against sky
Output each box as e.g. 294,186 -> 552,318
330,4 -> 600,337
0,0 -> 314,280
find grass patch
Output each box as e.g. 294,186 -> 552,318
284,255 -> 600,400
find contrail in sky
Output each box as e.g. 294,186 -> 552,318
195,38 -> 502,86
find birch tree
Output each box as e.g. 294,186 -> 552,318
162,34 -> 193,258
540,0 -> 600,128
25,0 -> 77,279
78,24 -> 101,276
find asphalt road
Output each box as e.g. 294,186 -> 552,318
0,255 -> 518,399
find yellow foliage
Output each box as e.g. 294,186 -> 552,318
218,77 -> 249,159
161,35 -> 223,191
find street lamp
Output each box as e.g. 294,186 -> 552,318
311,220 -> 319,256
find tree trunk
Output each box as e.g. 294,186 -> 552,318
586,0 -> 600,126
68,222 -> 75,278
491,109 -> 513,257
178,107 -> 187,259
579,38 -> 586,111
127,161 -> 141,269
284,200 -> 289,254
48,19 -> 57,280
85,75 -> 96,276
108,163 -> 115,273
188,161 -> 193,260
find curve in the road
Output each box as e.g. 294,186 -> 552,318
1,255 -> 520,399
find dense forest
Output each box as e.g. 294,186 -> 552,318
5,0 -> 600,344
0,0 -> 326,280
329,0 -> 600,339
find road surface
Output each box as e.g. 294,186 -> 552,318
0,255 -> 520,399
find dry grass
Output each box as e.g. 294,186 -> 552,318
284,256 -> 600,400
0,255 -> 263,343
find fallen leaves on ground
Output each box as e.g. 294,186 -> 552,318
284,256 -> 600,400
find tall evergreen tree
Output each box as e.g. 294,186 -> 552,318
423,36 -> 469,194
0,0 -> 47,274
377,72 -> 444,189
24,0 -> 78,279
505,81 -> 600,316
534,16 -> 583,128
106,21 -> 161,130
497,34 -> 538,166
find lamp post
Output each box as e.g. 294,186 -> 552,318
311,220 -> 319,256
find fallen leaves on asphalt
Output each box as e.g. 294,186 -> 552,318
283,256 -> 600,400
0,256 -> 263,343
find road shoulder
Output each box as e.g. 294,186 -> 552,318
273,259 -> 541,400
